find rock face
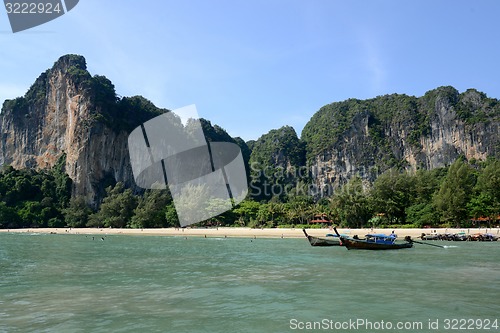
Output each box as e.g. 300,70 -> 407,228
0,55 -> 137,206
1,55 -> 498,205
302,86 -> 500,192
248,126 -> 306,199
0,55 -> 250,206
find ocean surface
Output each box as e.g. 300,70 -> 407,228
0,232 -> 499,333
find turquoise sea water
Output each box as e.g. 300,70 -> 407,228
0,233 -> 499,333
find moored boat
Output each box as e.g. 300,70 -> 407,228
420,232 -> 440,240
420,231 -> 499,241
452,232 -> 468,241
481,233 -> 499,241
469,233 -> 499,241
302,229 -> 342,246
333,227 -> 413,250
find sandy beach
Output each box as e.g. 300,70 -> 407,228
1,226 -> 499,239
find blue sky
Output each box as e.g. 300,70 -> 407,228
1,0 -> 499,141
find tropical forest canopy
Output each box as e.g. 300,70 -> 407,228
1,157 -> 499,229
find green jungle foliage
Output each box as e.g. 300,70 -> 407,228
0,155 -> 72,228
2,158 -> 498,230
229,158 -> 499,228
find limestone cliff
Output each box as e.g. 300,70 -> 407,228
248,126 -> 306,199
2,55 -> 498,205
302,86 -> 500,191
0,55 -> 158,206
0,55 -> 250,206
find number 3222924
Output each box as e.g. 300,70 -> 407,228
5,2 -> 62,14
443,318 -> 498,330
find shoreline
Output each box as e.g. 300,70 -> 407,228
1,227 -> 499,239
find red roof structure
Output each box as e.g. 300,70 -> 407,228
470,216 -> 500,227
309,214 -> 331,224
470,216 -> 500,221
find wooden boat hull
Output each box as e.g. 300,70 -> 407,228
303,229 -> 341,247
307,236 -> 341,247
340,237 -> 413,250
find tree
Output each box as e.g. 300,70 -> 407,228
406,202 -> 439,227
130,190 -> 171,228
331,176 -> 372,228
17,201 -> 44,227
434,159 -> 476,226
233,200 -> 261,226
257,203 -> 271,226
63,196 -> 93,228
88,182 -> 138,228
473,159 -> 500,218
205,198 -> 234,226
369,169 -> 415,224
467,193 -> 493,220
0,201 -> 19,228
165,203 -> 180,227
413,168 -> 446,203
266,198 -> 285,225
49,154 -> 73,209
284,195 -> 314,225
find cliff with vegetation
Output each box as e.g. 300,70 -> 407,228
1,54 -> 499,229
301,86 -> 500,191
248,126 -> 306,200
0,55 -> 243,207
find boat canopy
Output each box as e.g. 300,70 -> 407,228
366,234 -> 396,238
365,234 -> 397,244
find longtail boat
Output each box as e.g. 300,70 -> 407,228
469,233 -> 499,241
302,229 -> 342,247
333,227 -> 413,250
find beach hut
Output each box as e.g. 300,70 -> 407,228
309,214 -> 332,226
470,216 -> 500,228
